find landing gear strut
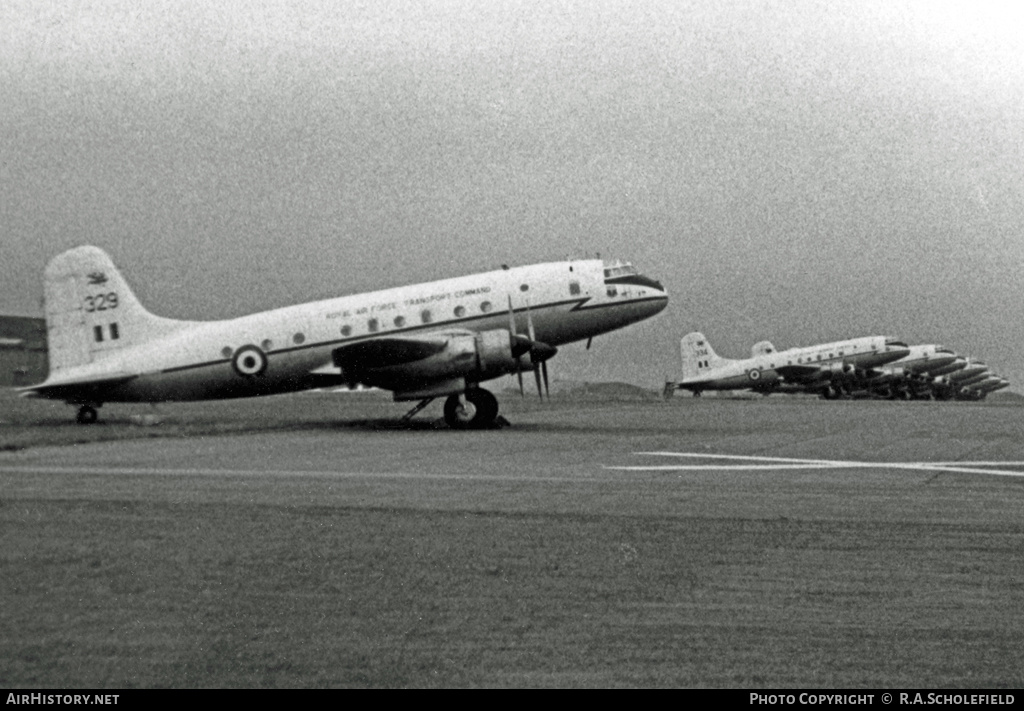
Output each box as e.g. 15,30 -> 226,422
76,405 -> 99,425
401,397 -> 435,423
443,388 -> 499,429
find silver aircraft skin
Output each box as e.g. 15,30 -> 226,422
21,246 -> 668,427
946,359 -> 990,387
929,356 -> 969,377
673,332 -> 911,397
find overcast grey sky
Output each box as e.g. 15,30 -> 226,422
3,0 -> 1023,389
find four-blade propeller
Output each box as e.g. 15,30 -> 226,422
507,295 -> 557,398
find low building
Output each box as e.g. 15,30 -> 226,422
0,316 -> 48,387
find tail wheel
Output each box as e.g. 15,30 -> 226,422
443,389 -> 499,429
76,405 -> 99,425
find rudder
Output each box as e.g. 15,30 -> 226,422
680,332 -> 726,381
43,246 -> 188,371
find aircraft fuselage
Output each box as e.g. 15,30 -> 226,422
34,258 -> 668,404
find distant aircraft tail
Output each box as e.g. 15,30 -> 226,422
751,340 -> 776,357
680,331 -> 728,381
42,246 -> 189,372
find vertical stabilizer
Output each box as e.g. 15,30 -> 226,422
43,246 -> 189,372
680,332 -> 727,381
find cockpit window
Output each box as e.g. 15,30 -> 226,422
603,261 -> 638,279
600,259 -> 665,292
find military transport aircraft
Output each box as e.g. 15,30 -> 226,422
671,331 -> 910,398
961,375 -> 1010,400
852,344 -> 959,399
20,246 -> 668,428
945,358 -> 991,391
944,360 -> 1011,400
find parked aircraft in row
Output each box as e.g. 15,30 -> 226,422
671,332 -> 911,398
668,332 -> 1008,400
939,359 -> 1011,400
20,246 -> 668,427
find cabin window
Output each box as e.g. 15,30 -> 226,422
569,281 -> 581,295
454,305 -> 466,318
394,315 -> 406,328
221,347 -> 233,358
340,325 -> 352,337
421,310 -> 432,324
481,301 -> 493,313
293,333 -> 305,345
368,318 -> 379,332
93,326 -> 103,342
261,339 -> 273,351
520,284 -> 529,292
110,323 -> 120,340
607,286 -> 617,297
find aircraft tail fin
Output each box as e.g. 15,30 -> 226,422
42,246 -> 190,372
680,331 -> 727,381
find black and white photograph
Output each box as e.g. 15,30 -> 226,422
2,0 -> 1023,689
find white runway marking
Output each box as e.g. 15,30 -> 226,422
605,452 -> 1024,478
0,464 -> 609,483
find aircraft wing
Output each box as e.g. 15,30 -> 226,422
322,328 -> 544,399
773,364 -> 828,383
330,335 -> 450,372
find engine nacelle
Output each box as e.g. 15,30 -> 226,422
827,362 -> 857,381
336,329 -> 531,391
472,328 -> 523,380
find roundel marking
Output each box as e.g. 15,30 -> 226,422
232,344 -> 268,377
748,369 -> 761,381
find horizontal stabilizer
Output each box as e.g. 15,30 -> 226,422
19,373 -> 137,401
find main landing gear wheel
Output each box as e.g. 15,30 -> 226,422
76,405 -> 99,425
443,389 -> 499,429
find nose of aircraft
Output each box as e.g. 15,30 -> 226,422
644,275 -> 669,315
601,260 -> 668,316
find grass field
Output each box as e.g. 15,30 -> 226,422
2,388 -> 1024,687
